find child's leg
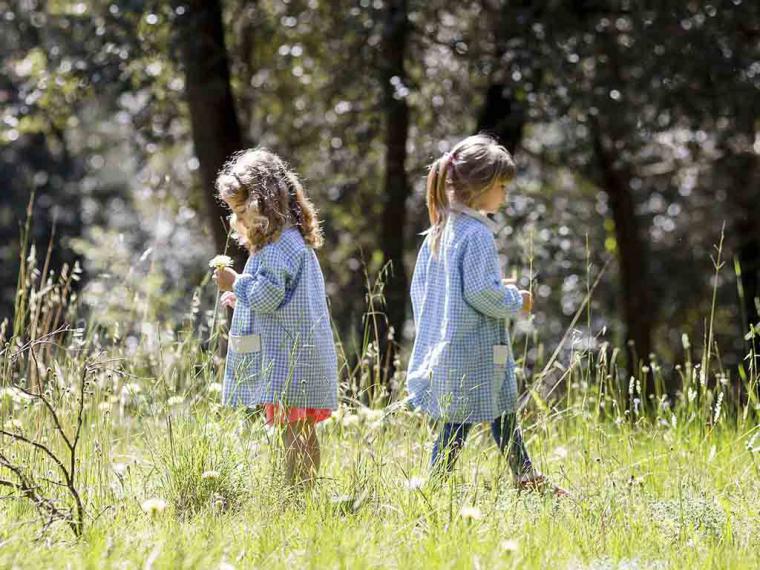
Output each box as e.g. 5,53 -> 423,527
430,422 -> 472,474
490,413 -> 535,479
282,418 -> 319,487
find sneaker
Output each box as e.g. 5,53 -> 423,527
515,473 -> 570,497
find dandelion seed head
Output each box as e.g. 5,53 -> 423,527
551,446 -> 569,460
208,255 -> 233,269
403,477 -> 425,491
167,395 -> 185,406
460,506 -> 483,520
500,539 -> 519,552
141,497 -> 167,516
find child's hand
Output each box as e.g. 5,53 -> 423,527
213,267 -> 238,292
220,291 -> 237,309
519,290 -> 533,314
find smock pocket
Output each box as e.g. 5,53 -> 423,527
492,344 -> 509,396
226,334 -> 262,394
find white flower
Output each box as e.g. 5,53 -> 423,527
98,401 -> 112,412
112,462 -> 128,476
208,382 -> 222,395
460,506 -> 483,520
201,470 -> 220,480
403,477 -> 425,491
208,255 -> 233,269
500,539 -> 519,552
122,383 -> 141,396
341,414 -> 359,428
141,498 -> 167,516
167,395 -> 185,407
551,446 -> 568,460
357,407 -> 384,422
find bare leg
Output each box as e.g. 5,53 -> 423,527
282,419 -> 319,488
305,422 -> 321,475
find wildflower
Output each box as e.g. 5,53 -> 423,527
122,383 -> 141,396
98,401 -> 112,412
141,498 -> 167,517
341,414 -> 359,428
500,539 -> 519,552
208,382 -> 222,395
403,477 -> 425,491
112,462 -> 128,476
460,506 -> 483,520
357,407 -> 384,423
208,255 -> 233,269
201,470 -> 220,480
167,395 -> 185,407
551,446 -> 568,460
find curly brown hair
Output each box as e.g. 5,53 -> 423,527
215,148 -> 324,252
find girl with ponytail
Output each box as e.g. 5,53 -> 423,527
408,134 -> 567,495
212,148 -> 337,489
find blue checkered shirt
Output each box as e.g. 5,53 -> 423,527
406,204 -> 524,423
222,228 -> 338,410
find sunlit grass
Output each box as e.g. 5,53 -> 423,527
1,217 -> 758,569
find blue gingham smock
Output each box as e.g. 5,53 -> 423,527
407,204 -> 524,423
222,227 -> 338,410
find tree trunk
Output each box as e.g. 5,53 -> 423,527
475,0 -> 539,152
378,0 -> 410,380
592,124 -> 652,368
476,83 -> 525,153
173,0 -> 245,262
728,152 -> 760,341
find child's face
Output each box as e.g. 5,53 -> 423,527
473,179 -> 509,213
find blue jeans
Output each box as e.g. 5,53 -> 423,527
430,413 -> 533,477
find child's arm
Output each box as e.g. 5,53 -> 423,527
461,230 -> 524,319
233,244 -> 298,314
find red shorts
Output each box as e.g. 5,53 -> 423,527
263,403 -> 332,425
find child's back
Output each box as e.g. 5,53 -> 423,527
406,134 -> 568,495
408,206 -> 522,424
212,148 -> 337,488
226,226 -> 337,410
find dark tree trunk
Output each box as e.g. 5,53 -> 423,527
378,0 -> 410,379
476,83 -> 525,153
592,124 -> 652,367
475,0 -> 537,152
173,0 -> 245,263
728,152 -> 760,340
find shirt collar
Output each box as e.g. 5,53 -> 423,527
448,202 -> 500,234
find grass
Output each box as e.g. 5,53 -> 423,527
0,399 -> 757,569
1,218 -> 758,569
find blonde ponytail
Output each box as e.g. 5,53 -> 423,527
424,134 -> 516,257
426,154 -> 452,255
